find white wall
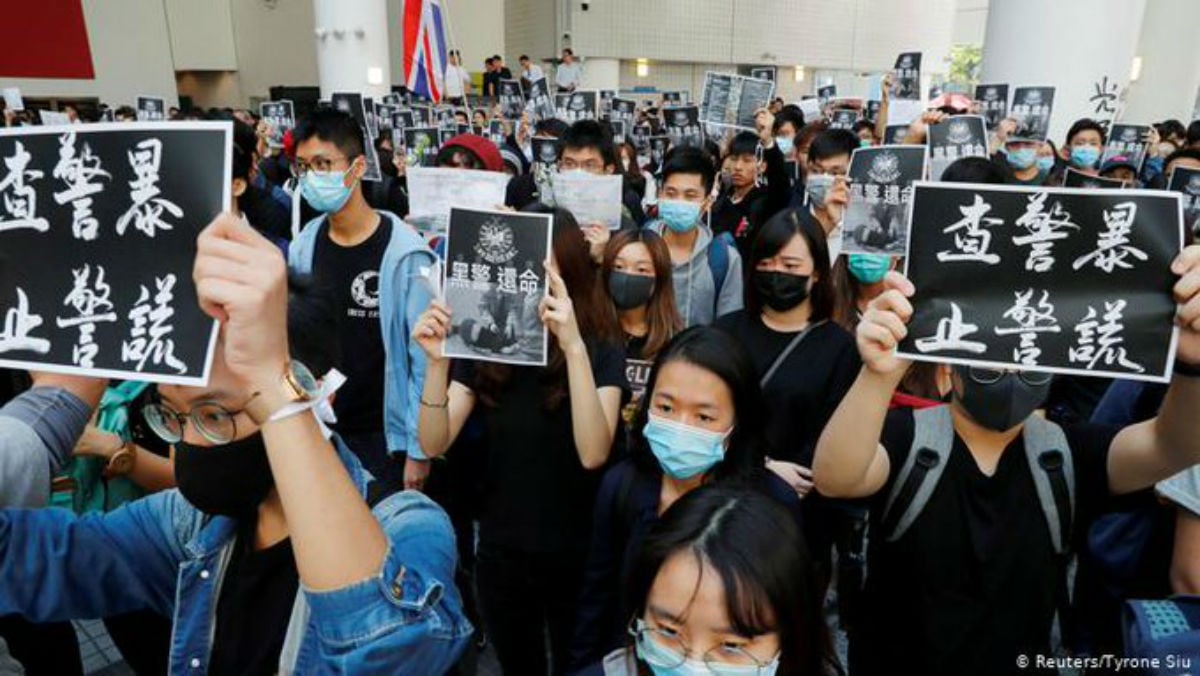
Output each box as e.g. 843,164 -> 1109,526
230,0 -> 320,101
164,0 -> 238,71
1122,0 -> 1200,124
505,0 -> 557,66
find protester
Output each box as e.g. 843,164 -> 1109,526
710,111 -> 790,259
617,140 -> 656,211
602,229 -> 683,370
556,48 -> 582,92
579,486 -> 838,676
802,129 -> 855,258
646,147 -> 744,328
571,327 -> 806,670
414,207 -> 624,676
772,106 -> 807,163
1049,118 -> 1106,183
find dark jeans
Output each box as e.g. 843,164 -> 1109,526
105,609 -> 171,676
475,543 -> 587,676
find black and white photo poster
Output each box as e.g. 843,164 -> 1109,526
599,89 -> 617,116
1103,124 -> 1151,171
817,85 -> 837,106
884,124 -> 909,145
866,100 -> 882,123
392,109 -> 416,135
1168,166 -> 1200,234
403,126 -> 441,167
555,90 -> 598,123
699,72 -> 775,131
928,115 -> 988,181
259,100 -> 295,149
843,145 -> 927,256
443,208 -> 553,366
610,98 -> 637,130
531,136 -> 560,168
899,182 -> 1183,382
829,109 -> 859,130
648,136 -> 670,168
1010,86 -> 1056,142
499,79 -> 525,120
664,106 -> 704,149
486,120 -> 507,147
891,52 -> 922,100
1064,168 -> 1128,189
750,67 -> 776,83
331,92 -> 382,181
0,122 -> 230,384
975,83 -> 1009,129
136,96 -> 166,122
661,91 -> 685,106
527,78 -> 556,121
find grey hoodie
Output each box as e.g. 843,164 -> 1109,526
647,221 -> 744,327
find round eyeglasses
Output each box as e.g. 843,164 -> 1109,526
629,619 -> 779,674
966,366 -> 1053,387
142,401 -> 241,445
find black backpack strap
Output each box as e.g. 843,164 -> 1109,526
881,406 -> 954,543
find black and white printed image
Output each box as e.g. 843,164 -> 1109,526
499,79 -> 525,119
1010,86 -> 1056,142
411,105 -> 434,127
899,182 -> 1183,381
259,100 -> 295,148
487,120 -> 508,147
442,208 -> 553,366
817,85 -> 837,105
891,52 -> 922,100
664,106 -> 703,149
648,136 -> 670,168
0,122 -> 230,384
843,145 -> 927,255
1102,124 -> 1150,171
884,124 -> 909,145
610,98 -> 637,130
1168,166 -> 1200,234
392,109 -> 416,136
136,96 -> 166,122
599,89 -> 617,116
661,91 -> 685,105
865,100 -> 882,123
974,83 -> 1009,129
700,72 -> 775,131
1064,168 -> 1128,189
330,92 -> 383,181
555,90 -> 598,123
404,126 -> 441,167
929,115 -> 988,181
527,78 -> 556,121
610,120 -> 627,144
829,109 -> 859,130
750,67 -> 776,83
532,136 -> 560,167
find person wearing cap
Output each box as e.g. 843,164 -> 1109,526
1099,155 -> 1138,186
435,133 -> 505,172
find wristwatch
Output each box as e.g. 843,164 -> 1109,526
246,360 -> 320,425
103,441 -> 137,478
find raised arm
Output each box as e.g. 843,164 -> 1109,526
413,300 -> 477,459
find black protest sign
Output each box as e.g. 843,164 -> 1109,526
487,120 -> 508,147
975,83 -> 1009,129
784,160 -> 799,187
843,145 -> 927,256
555,90 -> 598,123
750,67 -> 776,83
259,100 -> 295,148
884,124 -> 909,145
531,136 -> 560,168
433,106 -> 457,130
818,85 -> 837,105
830,109 -> 859,130
330,93 -> 383,181
1168,166 -> 1200,234
610,98 -> 637,129
392,109 -> 416,136
527,78 -> 556,121
599,89 -> 617,115
661,91 -> 685,105
1010,87 -> 1055,142
632,125 -> 651,152
866,100 -> 882,123
364,97 -> 378,138
442,207 -> 553,366
929,115 -> 988,181
1064,168 -> 1128,189
375,103 -> 398,132
899,182 -> 1183,382
498,79 -> 525,120
0,122 -> 229,384
610,120 -> 627,144
648,136 -> 670,167
700,72 -> 775,131
411,105 -> 434,127
1103,124 -> 1150,171
382,93 -> 402,106
891,52 -> 922,100
403,126 -> 441,167
136,96 -> 166,122
439,128 -> 458,146
664,106 -> 704,149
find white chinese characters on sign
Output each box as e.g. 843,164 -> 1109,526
116,139 -> 183,238
52,131 -> 112,241
121,274 -> 187,374
55,264 -> 118,368
1072,202 -> 1149,273
0,141 -> 49,234
1069,300 -> 1145,373
937,194 -> 1002,265
1011,192 -> 1079,272
0,288 -> 50,354
914,302 -> 987,354
993,289 -> 1061,366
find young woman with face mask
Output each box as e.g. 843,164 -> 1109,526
569,327 -> 805,672
583,486 -> 839,676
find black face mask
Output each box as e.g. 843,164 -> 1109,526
609,271 -> 655,310
379,155 -> 398,178
953,366 -> 1052,432
753,271 -> 810,312
174,433 -> 274,518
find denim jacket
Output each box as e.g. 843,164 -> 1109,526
289,210 -> 436,459
0,436 -> 472,674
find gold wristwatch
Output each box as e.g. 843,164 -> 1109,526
104,441 -> 137,478
246,360 -> 320,425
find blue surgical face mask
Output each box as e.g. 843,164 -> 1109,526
1070,144 -> 1101,169
643,414 -> 731,480
1036,155 -> 1055,174
1005,147 -> 1038,171
659,199 -> 702,233
635,629 -> 780,676
302,169 -> 356,214
859,138 -> 873,148
775,136 -> 795,155
847,253 -> 892,284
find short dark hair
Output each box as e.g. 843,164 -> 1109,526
492,54 -> 503,61
773,106 -> 805,135
725,131 -> 760,159
1188,120 -> 1200,146
852,119 -> 875,135
293,108 -> 365,159
562,48 -> 574,56
115,105 -> 136,119
942,156 -> 1012,184
1165,148 -> 1200,174
662,146 -> 717,193
750,208 -> 835,321
231,121 -> 257,182
807,128 -> 858,164
1159,119 -> 1187,141
560,119 -> 617,167
485,57 -> 495,65
519,54 -> 530,62
535,118 -> 570,138
287,274 -> 342,377
1065,118 -> 1107,146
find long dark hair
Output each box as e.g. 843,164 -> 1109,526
625,486 -> 840,676
473,205 -> 621,409
629,327 -> 772,481
748,208 -> 835,321
602,229 -> 682,361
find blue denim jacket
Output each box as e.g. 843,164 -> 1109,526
0,437 -> 472,674
289,210 -> 436,459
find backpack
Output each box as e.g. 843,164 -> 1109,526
705,231 -> 735,315
1123,596 -> 1200,670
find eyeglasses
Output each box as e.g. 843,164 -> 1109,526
629,619 -> 779,674
966,366 -> 1053,387
142,401 -> 244,445
292,155 -> 352,178
559,158 -> 605,172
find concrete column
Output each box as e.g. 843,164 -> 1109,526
980,0 -> 1146,143
1122,0 -> 1200,124
313,0 -> 392,100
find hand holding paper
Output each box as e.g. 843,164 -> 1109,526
857,271 -> 915,377
540,261 -> 583,353
412,300 -> 453,364
1173,245 -> 1200,365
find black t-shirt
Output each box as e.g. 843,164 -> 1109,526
313,217 -> 392,436
451,341 -> 626,553
853,408 -> 1118,676
209,522 -> 300,675
616,333 -> 653,462
713,312 -> 860,466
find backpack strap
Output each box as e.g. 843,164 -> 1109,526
1022,416 -> 1076,555
706,231 -> 731,314
881,405 -> 955,543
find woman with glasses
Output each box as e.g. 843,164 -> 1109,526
578,485 -> 838,676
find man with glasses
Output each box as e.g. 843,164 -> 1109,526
813,251 -> 1200,675
287,108 -> 437,493
0,214 -> 471,674
799,128 -> 856,259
